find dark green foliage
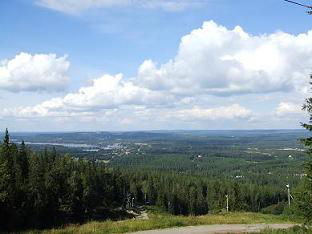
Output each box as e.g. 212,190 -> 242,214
0,130 -> 128,231
118,169 -> 288,216
261,202 -> 286,215
0,129 -> 294,231
294,75 -> 312,223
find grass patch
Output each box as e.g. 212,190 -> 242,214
260,225 -> 312,234
26,206 -> 298,234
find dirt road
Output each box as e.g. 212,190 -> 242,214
130,223 -> 296,233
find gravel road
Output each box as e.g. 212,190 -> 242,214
130,223 -> 296,234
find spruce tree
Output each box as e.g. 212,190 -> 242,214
296,74 -> 312,223
18,141 -> 29,180
0,129 -> 16,229
0,129 -> 15,202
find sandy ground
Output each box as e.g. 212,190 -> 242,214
129,223 -> 296,234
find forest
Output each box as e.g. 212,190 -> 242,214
0,129 -> 128,230
0,128 -> 307,231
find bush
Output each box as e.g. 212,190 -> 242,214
261,202 -> 286,215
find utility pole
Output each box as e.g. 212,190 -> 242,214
286,184 -> 291,206
226,195 -> 229,212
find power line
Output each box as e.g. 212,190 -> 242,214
284,0 -> 312,8
284,0 -> 312,15
284,0 -> 312,14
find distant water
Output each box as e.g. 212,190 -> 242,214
16,141 -> 121,151
21,142 -> 97,148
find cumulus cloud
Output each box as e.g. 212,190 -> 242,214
61,74 -> 173,110
2,103 -> 253,125
0,71 -> 251,122
1,74 -> 174,118
276,102 -> 303,116
4,21 -> 312,129
35,0 -> 197,13
112,104 -> 253,126
0,53 -> 69,92
137,21 -> 312,96
175,104 -> 252,121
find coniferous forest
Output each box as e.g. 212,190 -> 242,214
0,129 -> 129,230
0,128 -> 298,231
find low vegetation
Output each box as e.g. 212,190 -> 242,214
260,225 -> 312,234
27,207 -> 296,234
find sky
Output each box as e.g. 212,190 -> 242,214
1,0 -> 312,131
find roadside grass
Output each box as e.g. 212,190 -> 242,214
26,206 -> 299,234
260,225 -> 312,234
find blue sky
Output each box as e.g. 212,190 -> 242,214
0,0 -> 311,131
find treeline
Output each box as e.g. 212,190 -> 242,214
121,169 -> 288,215
0,129 -> 290,231
0,129 -> 128,231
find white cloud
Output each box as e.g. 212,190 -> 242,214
138,0 -> 191,11
0,53 -> 69,92
36,0 -> 129,14
109,104 -> 253,128
35,0 -> 197,14
60,73 -> 174,110
175,104 -> 252,121
110,104 -> 253,125
137,21 -> 312,96
4,21 -> 312,130
276,102 -> 303,116
1,74 -> 174,118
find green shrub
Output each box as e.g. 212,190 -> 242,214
262,203 -> 286,215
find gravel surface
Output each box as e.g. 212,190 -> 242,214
129,223 -> 296,234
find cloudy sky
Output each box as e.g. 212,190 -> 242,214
1,0 -> 312,131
